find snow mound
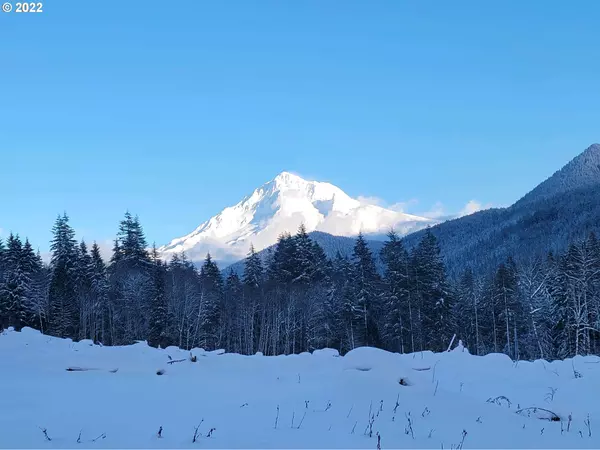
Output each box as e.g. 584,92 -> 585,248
1,328 -> 599,449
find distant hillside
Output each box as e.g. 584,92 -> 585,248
404,144 -> 600,277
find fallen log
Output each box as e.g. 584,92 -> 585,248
66,367 -> 118,373
166,358 -> 186,365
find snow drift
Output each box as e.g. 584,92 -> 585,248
1,327 -> 599,448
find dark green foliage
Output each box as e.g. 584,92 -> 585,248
6,198 -> 600,362
348,233 -> 382,348
198,253 -> 224,349
148,246 -> 170,349
380,231 -> 411,353
411,229 -> 455,352
48,214 -> 79,339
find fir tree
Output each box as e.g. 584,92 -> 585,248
413,229 -> 454,352
109,212 -> 152,344
350,233 -> 382,347
380,230 -> 411,353
198,253 -> 224,349
48,213 -> 79,338
148,245 -> 170,349
76,241 -> 94,340
454,268 -> 482,355
242,245 -> 264,354
223,270 -> 243,352
0,234 -> 28,330
293,224 -> 315,284
89,242 -> 109,344
243,244 -> 264,289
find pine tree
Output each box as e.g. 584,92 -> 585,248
380,230 -> 411,353
243,244 -> 264,289
454,268 -> 483,355
48,214 -> 79,339
223,270 -> 243,353
413,229 -> 454,352
148,245 -> 170,348
0,238 -> 6,329
117,212 -> 149,264
197,253 -> 224,349
75,241 -> 94,340
493,258 -> 523,359
0,234 -> 28,330
89,242 -> 109,344
293,224 -> 322,284
350,233 -> 382,347
242,244 -> 264,354
267,233 -> 296,283
109,212 -> 152,344
19,239 -> 43,328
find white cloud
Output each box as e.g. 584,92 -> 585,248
356,195 -> 384,206
419,201 -> 447,219
40,251 -> 51,264
96,239 -> 114,262
389,199 -> 419,213
458,200 -> 492,217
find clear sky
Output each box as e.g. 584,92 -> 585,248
1,0 -> 599,254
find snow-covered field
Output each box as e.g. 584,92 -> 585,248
2,328 -> 599,449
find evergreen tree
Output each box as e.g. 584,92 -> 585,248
89,242 -> 109,344
197,253 -> 224,349
380,230 -> 411,353
413,229 -> 454,352
243,244 -> 264,289
76,240 -> 94,340
267,233 -> 296,283
454,268 -> 483,355
492,258 -> 523,359
242,244 -> 264,354
350,233 -> 382,347
109,212 -> 152,344
0,238 -> 7,329
117,212 -> 150,263
148,245 -> 170,348
0,234 -> 29,330
223,270 -> 243,353
20,239 -> 44,328
48,214 -> 79,338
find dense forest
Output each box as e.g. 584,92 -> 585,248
1,212 -> 599,361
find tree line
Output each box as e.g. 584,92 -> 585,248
1,212 -> 599,360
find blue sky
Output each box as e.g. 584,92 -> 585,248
1,1 -> 599,253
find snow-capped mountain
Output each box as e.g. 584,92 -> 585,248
158,172 -> 433,264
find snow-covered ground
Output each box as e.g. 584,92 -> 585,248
2,328 -> 599,449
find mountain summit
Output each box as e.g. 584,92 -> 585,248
158,171 -> 432,264
516,143 -> 600,207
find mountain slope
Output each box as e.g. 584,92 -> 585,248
516,143 -> 600,207
159,172 -> 432,265
404,143 -> 600,276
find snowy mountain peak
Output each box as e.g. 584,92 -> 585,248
158,172 -> 433,264
273,171 -> 305,186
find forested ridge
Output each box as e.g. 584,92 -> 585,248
1,211 -> 599,361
